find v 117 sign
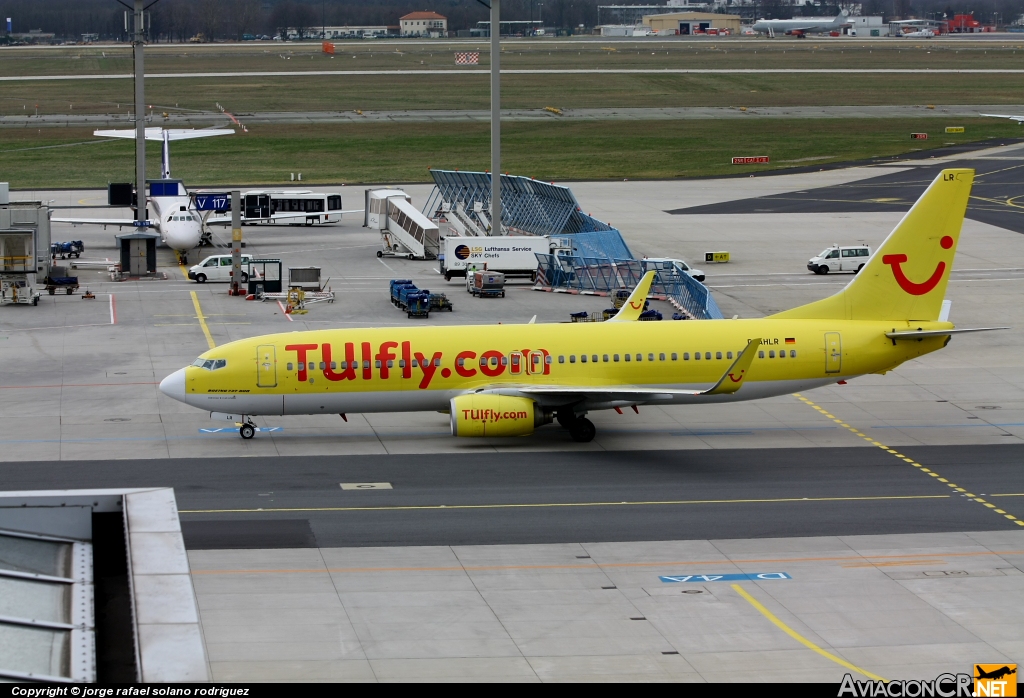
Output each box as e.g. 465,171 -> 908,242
194,193 -> 231,211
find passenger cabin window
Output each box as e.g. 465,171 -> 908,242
769,350 -> 775,358
559,356 -> 565,363
671,353 -> 677,361
648,354 -> 654,362
624,354 -> 631,362
758,351 -> 765,358
659,353 -> 665,361
727,352 -> 733,359
790,350 -> 797,357
581,355 -> 587,363
683,353 -> 689,360
695,352 -> 701,360
287,363 -> 294,370
716,352 -> 722,360
570,355 -> 576,363
705,352 -> 711,360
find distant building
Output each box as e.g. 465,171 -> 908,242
643,11 -> 741,35
400,11 -> 448,38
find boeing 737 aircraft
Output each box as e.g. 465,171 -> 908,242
752,13 -> 850,36
52,128 -> 234,253
160,169 -> 1003,443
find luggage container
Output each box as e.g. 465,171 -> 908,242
469,271 -> 505,298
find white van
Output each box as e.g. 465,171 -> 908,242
188,254 -> 255,283
641,257 -> 706,283
807,245 -> 871,275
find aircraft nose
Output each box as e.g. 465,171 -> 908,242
159,368 -> 186,402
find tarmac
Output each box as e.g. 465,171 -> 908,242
4,104 -> 1022,128
3,141 -> 1024,681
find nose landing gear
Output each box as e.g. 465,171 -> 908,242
238,417 -> 257,439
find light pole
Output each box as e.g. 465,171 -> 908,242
132,0 -> 146,224
490,0 -> 501,235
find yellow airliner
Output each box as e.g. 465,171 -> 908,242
160,168 -> 1002,442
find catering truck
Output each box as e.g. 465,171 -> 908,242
440,235 -> 555,281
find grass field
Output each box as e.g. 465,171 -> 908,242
3,40 -> 1024,76
1,118 -> 1016,189
4,72 -> 1024,116
4,41 -> 1024,116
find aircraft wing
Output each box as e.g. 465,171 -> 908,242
980,113 -> 1024,123
496,338 -> 762,404
51,216 -> 147,228
94,128 -> 235,141
204,209 -> 364,225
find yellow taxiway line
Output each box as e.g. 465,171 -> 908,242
732,583 -> 887,682
190,291 -> 216,350
794,393 -> 1023,528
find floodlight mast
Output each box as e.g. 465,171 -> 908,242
490,0 -> 501,236
132,0 -> 146,223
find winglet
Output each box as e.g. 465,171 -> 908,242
704,339 -> 761,395
607,271 -> 657,322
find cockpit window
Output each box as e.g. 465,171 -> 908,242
191,358 -> 227,370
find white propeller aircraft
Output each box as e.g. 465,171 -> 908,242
52,128 -> 233,253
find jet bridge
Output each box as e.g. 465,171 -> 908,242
364,188 -> 440,260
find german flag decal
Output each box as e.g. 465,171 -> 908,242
785,338 -> 796,344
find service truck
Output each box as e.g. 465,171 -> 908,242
440,235 -> 554,281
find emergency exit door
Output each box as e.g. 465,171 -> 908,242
257,345 -> 277,387
824,332 -> 842,373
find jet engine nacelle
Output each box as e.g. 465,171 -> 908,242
449,394 -> 550,437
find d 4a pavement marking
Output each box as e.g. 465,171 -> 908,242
794,393 -> 1023,527
661,572 -> 791,582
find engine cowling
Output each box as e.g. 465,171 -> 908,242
450,394 -> 548,437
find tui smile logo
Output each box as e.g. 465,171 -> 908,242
882,235 -> 953,296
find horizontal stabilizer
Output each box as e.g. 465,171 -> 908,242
94,128 -> 234,142
886,327 -> 1009,339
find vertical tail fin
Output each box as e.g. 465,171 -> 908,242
772,168 -> 973,322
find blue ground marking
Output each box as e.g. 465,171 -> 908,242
660,572 -> 791,583
199,427 -> 283,434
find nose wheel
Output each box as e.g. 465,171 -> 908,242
239,418 -> 257,439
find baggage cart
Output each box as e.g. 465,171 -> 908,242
469,271 -> 505,298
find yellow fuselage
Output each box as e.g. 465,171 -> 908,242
174,318 -> 950,416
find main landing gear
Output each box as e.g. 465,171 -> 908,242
557,408 -> 596,443
238,417 -> 257,440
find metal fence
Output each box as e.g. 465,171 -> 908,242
536,254 -> 724,320
423,169 -> 722,320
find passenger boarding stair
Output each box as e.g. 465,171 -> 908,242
385,196 -> 440,259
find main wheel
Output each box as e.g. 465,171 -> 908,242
240,424 -> 255,439
818,266 -> 829,275
568,417 -> 596,443
195,273 -> 207,283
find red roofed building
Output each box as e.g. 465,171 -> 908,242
400,11 -> 448,37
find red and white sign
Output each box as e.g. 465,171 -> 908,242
911,132 -> 928,140
732,156 -> 770,164
455,52 -> 480,65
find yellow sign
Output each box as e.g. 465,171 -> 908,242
705,251 -> 730,263
946,126 -> 965,133
975,664 -> 1017,697
231,228 -> 242,242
